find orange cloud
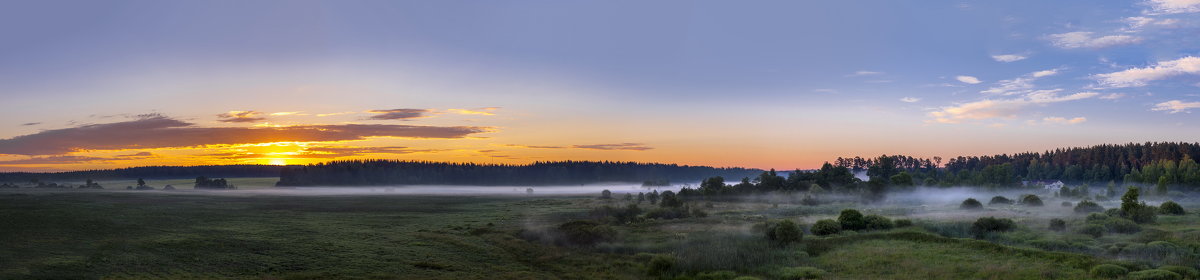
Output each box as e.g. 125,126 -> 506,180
217,111 -> 267,123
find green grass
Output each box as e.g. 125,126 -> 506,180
816,239 -> 1091,279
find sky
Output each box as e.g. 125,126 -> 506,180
2,0 -> 1200,172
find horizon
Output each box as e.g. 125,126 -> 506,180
4,0 -> 1200,172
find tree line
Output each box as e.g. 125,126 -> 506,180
0,165 -> 284,183
275,160 -> 763,186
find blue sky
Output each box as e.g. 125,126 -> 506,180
1,0 -> 1199,171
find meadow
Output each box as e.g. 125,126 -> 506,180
1,185 -> 1198,279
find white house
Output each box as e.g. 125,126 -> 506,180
1024,180 -> 1064,192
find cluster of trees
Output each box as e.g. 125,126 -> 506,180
0,165 -> 283,182
810,209 -> 907,236
276,160 -> 762,186
677,164 -> 856,197
195,177 -> 235,190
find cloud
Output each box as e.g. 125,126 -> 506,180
506,143 -> 654,151
316,111 -> 357,117
1047,32 -> 1143,49
217,111 -> 267,123
1040,117 -> 1088,125
1152,100 -> 1200,113
21,122 -> 40,126
1144,0 -> 1200,14
1123,16 -> 1181,31
991,54 -> 1028,62
0,152 -> 157,165
981,69 -> 1058,95
367,109 -> 431,120
1100,93 -> 1127,100
928,91 -> 1099,124
900,97 -> 921,103
270,112 -> 306,116
204,146 -> 443,160
0,115 -> 491,155
846,70 -> 884,77
1095,56 -> 1200,88
956,75 -> 982,84
447,107 -> 499,116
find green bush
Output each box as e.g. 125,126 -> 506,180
1049,218 -> 1066,231
969,217 -> 1015,237
1102,218 -> 1142,234
1090,264 -> 1129,278
1125,205 -> 1159,224
1159,201 -> 1185,215
775,266 -> 825,280
960,198 -> 983,210
1020,194 -> 1044,206
862,214 -> 893,231
988,196 -> 1013,205
1158,266 -> 1199,280
695,270 -> 738,280
1075,200 -> 1105,213
557,220 -> 616,246
646,254 -> 676,276
1078,224 -> 1105,238
1128,269 -> 1183,280
837,209 -> 866,231
811,219 -> 842,236
893,219 -> 913,227
766,220 -> 803,244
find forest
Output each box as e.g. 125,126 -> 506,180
275,160 -> 764,186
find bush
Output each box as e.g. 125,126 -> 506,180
766,220 -> 803,244
1078,224 -> 1105,238
863,214 -> 894,231
1125,205 -> 1159,224
837,209 -> 866,231
695,270 -> 738,280
557,220 -> 616,246
775,266 -> 825,280
894,219 -> 913,227
1159,266 -> 1199,280
988,196 -> 1013,205
1075,200 -> 1105,213
1100,217 -> 1142,234
1128,269 -> 1183,280
960,198 -> 983,210
811,219 -> 842,236
969,217 -> 1015,237
1019,194 -> 1044,206
1090,264 -> 1129,278
1159,201 -> 1185,215
1049,218 -> 1066,231
646,254 -> 676,276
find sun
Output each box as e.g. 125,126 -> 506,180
267,158 -> 288,166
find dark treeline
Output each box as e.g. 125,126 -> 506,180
275,160 -> 763,186
830,142 -> 1200,189
0,165 -> 284,182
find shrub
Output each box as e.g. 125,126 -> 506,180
811,219 -> 842,236
1090,264 -> 1129,278
837,209 -> 866,231
600,189 -> 612,199
766,220 -> 803,244
1101,218 -> 1142,234
894,219 -> 913,227
1078,224 -> 1105,238
988,196 -> 1013,205
1128,269 -> 1183,280
1049,218 -> 1066,231
695,271 -> 737,280
775,266 -> 825,280
1075,200 -> 1105,213
969,217 -> 1015,237
960,198 -> 983,210
1159,201 -> 1185,215
557,220 -> 616,246
1125,205 -> 1159,224
1158,266 -> 1199,280
1019,194 -> 1044,206
863,214 -> 894,231
646,254 -> 676,276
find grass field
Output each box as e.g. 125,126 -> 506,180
1,188 -> 1197,279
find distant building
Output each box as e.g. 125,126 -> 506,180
1023,180 -> 1064,192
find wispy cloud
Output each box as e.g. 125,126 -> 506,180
1095,56 -> 1200,87
367,109 -> 431,120
1152,100 -> 1200,113
981,69 -> 1058,95
447,107 -> 499,116
1100,93 -> 1126,100
270,112 -> 306,116
900,97 -> 921,103
846,70 -> 884,77
991,54 -> 1028,62
956,75 -> 982,84
1143,0 -> 1200,14
217,111 -> 266,123
0,152 -> 158,165
506,143 -> 653,151
928,91 -> 1099,124
1047,31 -> 1142,49
21,122 -> 40,126
0,115 -> 491,155
1039,116 -> 1088,125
